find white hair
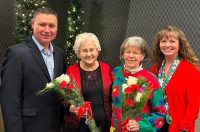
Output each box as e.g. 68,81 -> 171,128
73,32 -> 101,54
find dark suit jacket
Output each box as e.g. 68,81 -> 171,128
0,38 -> 66,132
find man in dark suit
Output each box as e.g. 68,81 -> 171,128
0,7 -> 66,132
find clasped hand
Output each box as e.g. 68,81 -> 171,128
69,105 -> 88,118
126,119 -> 139,132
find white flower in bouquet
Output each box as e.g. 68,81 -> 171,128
135,92 -> 143,102
46,82 -> 54,88
126,76 -> 138,86
55,74 -> 71,83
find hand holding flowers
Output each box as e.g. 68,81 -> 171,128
126,119 -> 139,132
37,74 -> 99,132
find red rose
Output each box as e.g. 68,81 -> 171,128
131,84 -> 140,92
59,81 -> 67,89
125,98 -> 134,107
67,83 -> 74,90
124,87 -> 133,94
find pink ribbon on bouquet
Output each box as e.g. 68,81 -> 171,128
77,102 -> 92,120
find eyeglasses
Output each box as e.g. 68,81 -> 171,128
79,48 -> 97,53
124,51 -> 142,56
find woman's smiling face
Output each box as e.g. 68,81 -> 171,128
122,46 -> 145,70
159,32 -> 179,59
78,39 -> 99,66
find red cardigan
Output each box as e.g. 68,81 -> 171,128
150,59 -> 200,132
64,61 -> 112,131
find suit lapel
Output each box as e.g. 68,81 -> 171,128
53,47 -> 59,79
27,39 -> 51,81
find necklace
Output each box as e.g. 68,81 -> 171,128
86,71 -> 92,79
80,61 -> 99,79
85,71 -> 95,79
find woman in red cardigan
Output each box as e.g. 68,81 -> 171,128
150,25 -> 200,132
63,32 -> 112,132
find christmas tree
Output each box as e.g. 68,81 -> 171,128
15,0 -> 47,43
65,0 -> 85,65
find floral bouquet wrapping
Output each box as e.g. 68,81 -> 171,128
121,76 -> 153,131
37,74 -> 99,132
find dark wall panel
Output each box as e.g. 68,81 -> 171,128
48,0 -> 72,50
0,0 -> 15,65
126,0 -> 200,69
81,0 -> 130,69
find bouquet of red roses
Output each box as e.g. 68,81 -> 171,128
37,74 -> 99,132
121,76 -> 153,131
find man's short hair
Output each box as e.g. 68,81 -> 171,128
32,7 -> 57,21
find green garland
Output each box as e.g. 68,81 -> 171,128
65,0 -> 85,65
14,0 -> 47,43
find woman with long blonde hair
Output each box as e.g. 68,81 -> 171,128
151,25 -> 200,132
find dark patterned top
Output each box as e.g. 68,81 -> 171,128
79,66 -> 106,132
63,61 -> 112,132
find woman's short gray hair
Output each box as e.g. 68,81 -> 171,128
73,32 -> 101,54
120,36 -> 149,60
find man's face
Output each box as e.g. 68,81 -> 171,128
32,13 -> 57,47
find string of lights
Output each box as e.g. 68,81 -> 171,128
65,0 -> 85,65
15,0 -> 47,43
